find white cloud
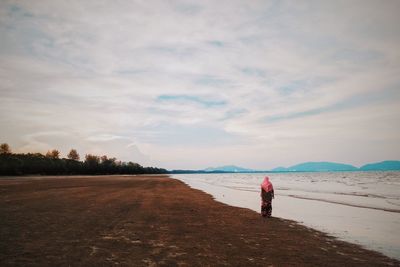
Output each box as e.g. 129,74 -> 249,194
0,0 -> 399,169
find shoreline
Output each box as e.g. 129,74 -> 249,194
0,175 -> 398,266
173,172 -> 400,259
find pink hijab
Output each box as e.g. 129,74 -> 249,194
261,176 -> 273,192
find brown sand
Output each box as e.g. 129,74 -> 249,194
0,175 -> 398,266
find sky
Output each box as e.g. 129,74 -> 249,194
1,0 -> 400,170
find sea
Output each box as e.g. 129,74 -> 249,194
171,171 -> 400,260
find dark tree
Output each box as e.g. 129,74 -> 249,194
67,149 -> 80,161
0,144 -> 167,176
0,143 -> 11,154
46,149 -> 60,159
85,154 -> 100,165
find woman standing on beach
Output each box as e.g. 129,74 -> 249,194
261,176 -> 274,217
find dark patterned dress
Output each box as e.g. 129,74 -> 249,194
261,189 -> 274,217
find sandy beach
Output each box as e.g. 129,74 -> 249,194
0,175 -> 398,266
173,172 -> 400,259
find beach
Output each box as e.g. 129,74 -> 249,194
173,172 -> 400,259
0,175 -> 398,266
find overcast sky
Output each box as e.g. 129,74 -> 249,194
1,0 -> 400,169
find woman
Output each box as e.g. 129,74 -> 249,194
260,176 -> 274,217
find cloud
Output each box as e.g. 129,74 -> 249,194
86,134 -> 127,142
157,94 -> 226,107
0,0 -> 399,169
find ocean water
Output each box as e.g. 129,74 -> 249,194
171,171 -> 400,260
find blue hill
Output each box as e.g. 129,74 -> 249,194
192,161 -> 400,174
278,162 -> 358,172
360,161 -> 400,171
204,165 -> 254,172
270,166 -> 288,172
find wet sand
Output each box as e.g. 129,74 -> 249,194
0,175 -> 398,266
173,173 -> 400,259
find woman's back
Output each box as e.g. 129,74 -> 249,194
260,176 -> 274,217
261,188 -> 273,202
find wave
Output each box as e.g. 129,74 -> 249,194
188,179 -> 400,212
286,195 -> 400,213
212,182 -> 398,200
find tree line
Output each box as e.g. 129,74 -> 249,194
0,143 -> 167,176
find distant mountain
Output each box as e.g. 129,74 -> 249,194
360,161 -> 400,171
171,160 -> 400,174
204,165 -> 254,173
270,166 -> 288,172
281,162 -> 358,172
